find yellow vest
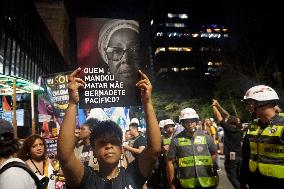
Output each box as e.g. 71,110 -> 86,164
176,134 -> 219,188
247,124 -> 284,179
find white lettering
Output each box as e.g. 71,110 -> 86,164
83,67 -> 104,74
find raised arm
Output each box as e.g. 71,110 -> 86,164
57,68 -> 86,188
212,99 -> 230,123
212,99 -> 223,123
136,70 -> 161,177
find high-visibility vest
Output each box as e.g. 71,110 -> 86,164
163,137 -> 171,145
247,124 -> 284,179
176,134 -> 219,188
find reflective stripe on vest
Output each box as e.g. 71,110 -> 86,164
179,156 -> 212,167
179,156 -> 194,167
258,143 -> 284,158
258,163 -> 284,179
177,135 -> 218,188
247,124 -> 284,178
163,138 -> 171,145
178,137 -> 191,146
180,177 -> 219,189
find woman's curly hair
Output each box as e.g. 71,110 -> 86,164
18,134 -> 47,161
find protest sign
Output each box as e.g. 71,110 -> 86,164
45,137 -> 58,157
77,18 -> 141,108
41,72 -> 71,117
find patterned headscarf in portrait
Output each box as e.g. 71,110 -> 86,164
98,19 -> 139,64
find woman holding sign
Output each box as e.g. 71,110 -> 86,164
96,19 -> 141,107
57,68 -> 161,189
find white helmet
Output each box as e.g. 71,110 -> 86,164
159,120 -> 165,128
130,118 -> 139,126
244,85 -> 279,102
163,119 -> 175,126
179,108 -> 199,122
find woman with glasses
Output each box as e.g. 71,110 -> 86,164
98,20 -> 140,104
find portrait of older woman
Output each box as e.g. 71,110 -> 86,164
98,19 -> 140,90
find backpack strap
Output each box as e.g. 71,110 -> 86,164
0,161 -> 43,189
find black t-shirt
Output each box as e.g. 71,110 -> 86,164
132,135 -> 147,158
220,121 -> 242,157
80,160 -> 147,189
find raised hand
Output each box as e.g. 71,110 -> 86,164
136,70 -> 152,104
212,99 -> 219,107
68,68 -> 86,105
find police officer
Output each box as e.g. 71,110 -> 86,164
167,108 -> 219,189
162,119 -> 175,153
240,85 -> 284,189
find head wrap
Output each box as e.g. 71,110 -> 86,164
98,19 -> 139,64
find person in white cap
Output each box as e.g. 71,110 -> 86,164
167,108 -> 219,189
240,85 -> 284,189
162,119 -> 175,153
160,119 -> 176,188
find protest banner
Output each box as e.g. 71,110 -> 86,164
41,71 -> 71,117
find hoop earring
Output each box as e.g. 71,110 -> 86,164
120,154 -> 124,161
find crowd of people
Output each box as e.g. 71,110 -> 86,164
1,68 -> 284,189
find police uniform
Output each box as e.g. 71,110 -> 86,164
167,130 -> 219,188
240,114 -> 284,189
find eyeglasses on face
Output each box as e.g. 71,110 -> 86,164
104,45 -> 139,61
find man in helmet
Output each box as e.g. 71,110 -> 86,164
162,119 -> 175,153
167,108 -> 219,189
157,119 -> 176,188
240,85 -> 284,189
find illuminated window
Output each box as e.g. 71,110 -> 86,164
167,13 -> 177,18
180,67 -> 195,71
150,19 -> 153,26
156,32 -> 163,37
215,62 -> 223,66
167,13 -> 188,19
208,61 -> 223,66
222,28 -> 228,32
165,23 -> 186,28
201,33 -> 209,38
155,47 -> 166,55
168,47 -> 192,52
178,14 -> 188,19
168,32 -> 183,37
192,33 -> 199,38
207,29 -> 212,33
171,67 -> 179,72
